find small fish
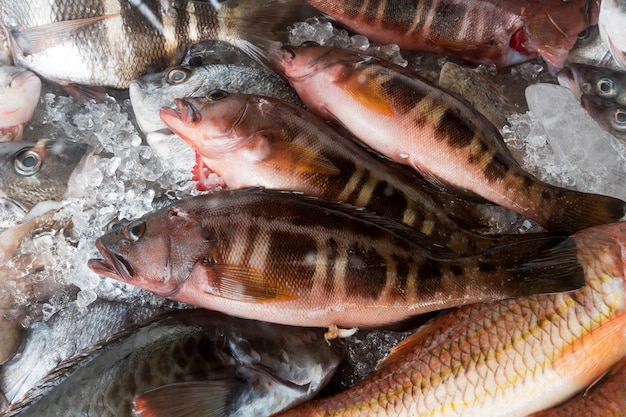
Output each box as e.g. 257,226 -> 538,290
0,0 -> 302,90
161,92 -> 553,254
0,66 -> 41,142
0,139 -> 94,214
581,93 -> 626,142
558,63 -> 626,106
306,0 -> 598,70
2,308 -> 344,417
273,220 -> 626,417
568,25 -> 623,71
272,44 -> 626,234
88,188 -> 585,330
599,0 -> 626,70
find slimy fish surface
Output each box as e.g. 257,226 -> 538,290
273,220 -> 626,417
306,0 -> 598,70
0,0 -> 301,88
2,309 -> 344,417
0,66 -> 41,142
273,44 -> 626,234
89,188 -> 584,329
163,92 -> 551,254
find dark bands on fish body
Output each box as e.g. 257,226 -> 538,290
267,231 -> 317,291
362,0 -> 381,24
437,109 -> 476,148
380,74 -> 428,114
383,0 -> 417,30
345,244 -> 388,301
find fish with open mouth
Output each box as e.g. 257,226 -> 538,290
0,66 -> 41,142
88,187 -> 584,331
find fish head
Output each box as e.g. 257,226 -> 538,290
0,139 -> 94,211
581,94 -> 626,140
0,66 -> 41,140
272,44 -> 355,82
599,0 -> 626,69
89,203 -> 216,298
563,63 -> 626,104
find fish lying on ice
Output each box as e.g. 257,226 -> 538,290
306,0 -> 598,70
0,0 -> 302,91
581,93 -> 626,142
0,66 -> 41,142
161,92 -> 552,254
567,25 -> 624,71
272,44 -> 626,234
598,0 -> 626,70
89,187 -> 585,330
558,62 -> 626,106
2,308 -> 344,417
273,220 -> 626,417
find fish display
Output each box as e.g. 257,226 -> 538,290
2,309 -> 344,417
162,92 -> 549,254
529,356 -> 626,417
581,93 -> 626,142
306,0 -> 598,70
598,0 -> 626,70
0,139 -> 94,213
89,187 -> 585,330
558,63 -> 626,106
0,0 -> 301,90
273,44 -> 626,234
568,25 -> 624,71
0,66 -> 41,142
273,220 -> 626,417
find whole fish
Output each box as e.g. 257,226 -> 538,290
0,66 -> 41,142
272,44 -> 626,234
273,220 -> 626,417
529,356 -> 626,417
0,0 -> 301,89
306,0 -> 598,70
558,63 -> 626,106
0,139 -> 94,213
162,92 -> 549,254
599,0 -> 626,70
581,93 -> 626,142
2,308 -> 344,417
568,25 -> 624,71
88,188 -> 584,330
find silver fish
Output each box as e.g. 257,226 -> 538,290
2,309 -> 344,417
0,0 -> 301,89
558,63 -> 626,106
581,93 -> 626,142
568,25 -> 623,71
0,66 -> 41,142
598,0 -> 626,70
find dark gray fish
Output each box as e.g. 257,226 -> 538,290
2,309 -> 344,417
581,94 -> 626,142
558,63 -> 626,106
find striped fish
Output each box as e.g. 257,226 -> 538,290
307,0 -> 598,70
88,188 -> 584,330
0,0 -> 300,88
162,92 -> 552,255
272,44 -> 626,235
273,220 -> 626,417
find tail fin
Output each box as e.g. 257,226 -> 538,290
547,191 -> 625,234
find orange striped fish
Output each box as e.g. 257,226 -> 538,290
273,220 -> 626,417
272,44 -> 626,235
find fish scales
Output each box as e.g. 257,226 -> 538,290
273,45 -> 626,234
273,221 -> 626,417
89,188 -> 584,329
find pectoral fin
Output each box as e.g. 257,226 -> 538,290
261,137 -> 340,176
338,71 -> 395,116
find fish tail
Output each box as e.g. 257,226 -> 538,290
478,236 -> 585,298
546,191 -> 625,234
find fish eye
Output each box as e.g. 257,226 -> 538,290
611,108 -> 626,131
14,149 -> 43,176
206,89 -> 229,100
596,77 -> 618,97
575,28 -> 593,45
282,46 -> 296,61
125,220 -> 146,242
300,41 -> 319,47
166,67 -> 191,85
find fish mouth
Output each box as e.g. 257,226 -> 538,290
160,98 -> 201,126
88,239 -> 137,282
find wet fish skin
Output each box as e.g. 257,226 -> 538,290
0,139 -> 93,212
558,63 -> 626,106
306,0 -> 597,70
599,0 -> 626,70
274,221 -> 626,417
0,66 -> 41,142
89,187 -> 585,329
568,25 -> 624,71
581,94 -> 626,142
2,309 -> 344,417
162,92 -> 548,255
273,44 -> 626,234
0,0 -> 301,88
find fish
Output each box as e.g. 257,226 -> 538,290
581,93 -> 626,142
162,92 -> 555,255
0,0 -> 302,90
305,0 -> 598,70
598,0 -> 626,70
2,308 -> 344,417
0,139 -> 94,215
528,356 -> 626,417
0,66 -> 41,142
568,25 -> 624,71
558,62 -> 626,106
272,220 -> 626,417
272,44 -> 626,234
88,187 -> 585,330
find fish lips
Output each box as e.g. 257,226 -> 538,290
160,98 -> 200,126
88,239 -> 137,282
